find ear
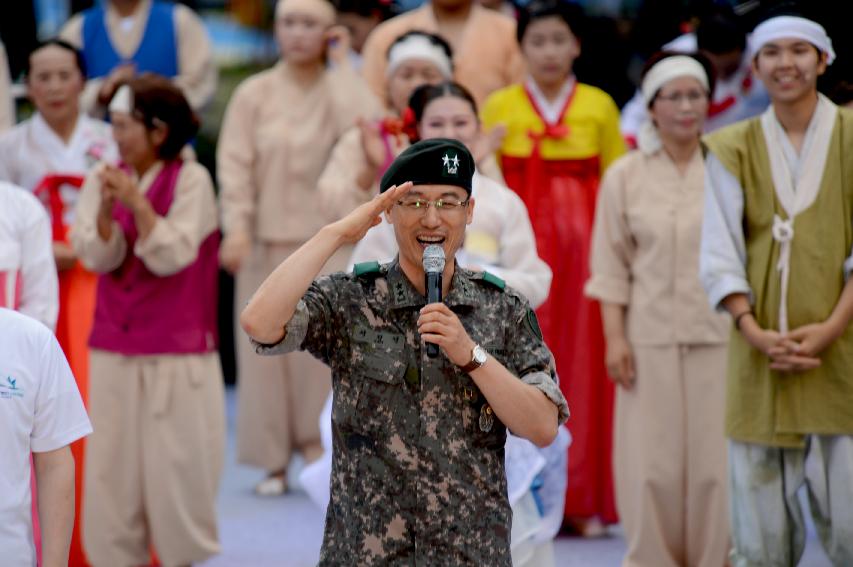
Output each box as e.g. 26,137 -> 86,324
817,52 -> 828,77
466,196 -> 475,225
149,119 -> 169,150
383,205 -> 395,225
751,55 -> 761,76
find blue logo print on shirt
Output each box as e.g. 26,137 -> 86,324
0,376 -> 23,399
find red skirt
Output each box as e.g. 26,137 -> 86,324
55,262 -> 98,566
502,155 -> 618,523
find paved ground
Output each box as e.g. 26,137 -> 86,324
200,388 -> 832,566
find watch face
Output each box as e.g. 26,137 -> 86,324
473,345 -> 488,365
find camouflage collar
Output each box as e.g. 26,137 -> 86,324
385,258 -> 477,309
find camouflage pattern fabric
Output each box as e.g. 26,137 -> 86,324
254,259 -> 569,566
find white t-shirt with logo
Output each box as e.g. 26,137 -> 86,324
0,308 -> 92,566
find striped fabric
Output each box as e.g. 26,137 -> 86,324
0,270 -> 22,310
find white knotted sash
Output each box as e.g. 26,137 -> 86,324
760,94 -> 836,332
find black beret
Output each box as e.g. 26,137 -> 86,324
380,138 -> 475,194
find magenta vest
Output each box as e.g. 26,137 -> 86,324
89,160 -> 219,355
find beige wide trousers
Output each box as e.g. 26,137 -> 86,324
83,350 -> 225,567
235,241 -> 348,471
614,343 -> 729,567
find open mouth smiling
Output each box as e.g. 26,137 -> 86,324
417,235 -> 446,248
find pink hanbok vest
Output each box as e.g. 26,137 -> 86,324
89,160 -> 219,355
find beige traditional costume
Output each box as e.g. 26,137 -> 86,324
218,0 -> 381,481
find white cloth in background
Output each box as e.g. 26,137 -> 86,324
0,308 -> 92,567
0,182 -> 58,329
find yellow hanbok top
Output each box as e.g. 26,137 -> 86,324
481,82 -> 625,172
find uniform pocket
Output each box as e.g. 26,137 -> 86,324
338,325 -> 408,437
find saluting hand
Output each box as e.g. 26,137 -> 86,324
329,181 -> 412,245
417,303 -> 476,367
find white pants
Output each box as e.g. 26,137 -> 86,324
729,436 -> 853,567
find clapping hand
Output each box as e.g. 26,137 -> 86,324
99,165 -> 142,210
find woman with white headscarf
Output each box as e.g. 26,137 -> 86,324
585,53 -> 731,567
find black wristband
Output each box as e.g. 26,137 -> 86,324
734,310 -> 754,330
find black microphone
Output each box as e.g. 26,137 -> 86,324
422,244 -> 445,358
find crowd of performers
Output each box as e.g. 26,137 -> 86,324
2,0 -> 853,566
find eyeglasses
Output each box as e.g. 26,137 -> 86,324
396,197 -> 470,214
655,91 -> 708,105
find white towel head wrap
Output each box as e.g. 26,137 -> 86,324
386,33 -> 453,80
641,55 -> 710,107
749,15 -> 835,65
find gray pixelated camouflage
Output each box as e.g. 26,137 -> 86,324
254,259 -> 569,566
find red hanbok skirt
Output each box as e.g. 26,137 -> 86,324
502,155 -> 617,523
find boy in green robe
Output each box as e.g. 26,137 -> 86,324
700,11 -> 853,567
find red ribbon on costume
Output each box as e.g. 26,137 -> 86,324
33,174 -> 86,242
523,82 -> 576,160
709,70 -> 754,118
377,110 -> 417,178
708,95 -> 736,118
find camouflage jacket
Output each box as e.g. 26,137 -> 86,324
255,259 -> 569,566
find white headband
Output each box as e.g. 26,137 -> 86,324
749,16 -> 835,65
641,55 -> 709,107
108,84 -> 134,115
386,34 -> 453,79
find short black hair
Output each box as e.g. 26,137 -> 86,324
640,51 -> 716,109
517,0 -> 585,45
25,38 -> 87,79
407,81 -> 478,142
753,1 -> 811,25
829,81 -> 853,106
695,5 -> 746,55
332,0 -> 393,19
125,73 -> 199,160
386,30 -> 454,66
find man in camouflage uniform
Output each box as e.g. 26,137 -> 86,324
241,138 -> 569,565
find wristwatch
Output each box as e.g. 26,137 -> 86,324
461,344 -> 488,373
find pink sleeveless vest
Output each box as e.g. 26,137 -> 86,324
89,160 -> 219,355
